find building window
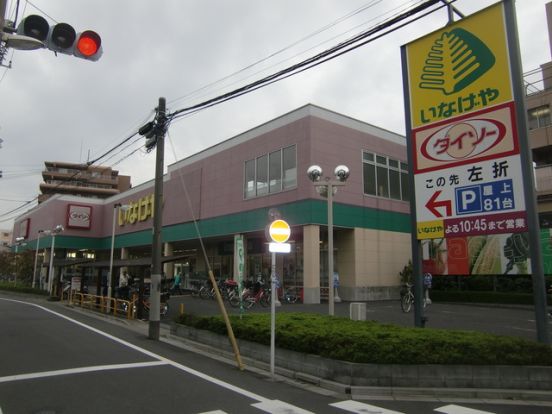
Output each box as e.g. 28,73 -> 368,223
282,145 -> 297,189
256,154 -> 269,196
244,159 -> 256,199
269,150 -> 282,193
363,151 -> 409,201
244,145 -> 296,199
528,105 -> 551,129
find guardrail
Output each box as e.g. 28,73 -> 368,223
69,291 -> 134,319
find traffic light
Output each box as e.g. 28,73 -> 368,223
139,121 -> 157,151
16,14 -> 102,61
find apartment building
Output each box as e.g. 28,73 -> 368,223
39,161 -> 131,203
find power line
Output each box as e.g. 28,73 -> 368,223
167,0 -> 399,109
167,0 -> 445,123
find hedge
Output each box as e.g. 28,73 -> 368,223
176,312 -> 552,366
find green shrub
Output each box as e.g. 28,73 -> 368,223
175,312 -> 552,366
0,282 -> 48,296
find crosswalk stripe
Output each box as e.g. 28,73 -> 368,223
330,400 -> 405,414
197,411 -> 228,414
435,404 -> 496,414
252,399 -> 315,413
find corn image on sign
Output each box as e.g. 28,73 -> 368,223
405,2 -> 512,129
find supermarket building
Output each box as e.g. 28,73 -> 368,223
13,105 -> 412,303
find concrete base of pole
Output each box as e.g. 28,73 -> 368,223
148,320 -> 160,340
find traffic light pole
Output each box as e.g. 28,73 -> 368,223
148,97 -> 166,341
0,0 -> 6,33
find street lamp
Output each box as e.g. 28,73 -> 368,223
108,203 -> 129,301
47,224 -> 64,295
32,229 -> 50,289
14,237 -> 26,286
307,164 -> 350,316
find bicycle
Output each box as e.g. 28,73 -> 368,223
121,291 -> 169,319
400,283 -> 428,313
229,280 -> 269,309
280,287 -> 299,304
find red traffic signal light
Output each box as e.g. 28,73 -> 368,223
16,15 -> 102,61
75,31 -> 102,60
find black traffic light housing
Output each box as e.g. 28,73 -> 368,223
16,14 -> 102,61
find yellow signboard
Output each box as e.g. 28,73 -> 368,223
417,219 -> 445,240
118,194 -> 154,226
405,3 -> 512,128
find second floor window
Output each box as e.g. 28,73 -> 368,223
363,151 -> 409,201
244,145 -> 296,199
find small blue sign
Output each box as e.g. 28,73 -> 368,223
455,179 -> 514,215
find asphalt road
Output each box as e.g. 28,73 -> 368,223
1,293 -> 551,414
167,294 -> 552,342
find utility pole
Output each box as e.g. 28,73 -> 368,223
0,0 -> 7,67
148,97 -> 166,340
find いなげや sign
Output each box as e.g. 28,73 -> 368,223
404,3 -> 513,129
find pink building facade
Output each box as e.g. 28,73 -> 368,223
13,105 -> 412,302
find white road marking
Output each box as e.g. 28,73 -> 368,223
197,411 -> 228,414
435,404 -> 496,414
252,399 -> 315,413
0,361 -> 168,384
330,400 -> 405,413
0,298 -> 270,403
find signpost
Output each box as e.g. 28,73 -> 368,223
401,0 -> 549,343
267,218 -> 291,376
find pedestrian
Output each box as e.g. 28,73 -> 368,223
423,272 -> 432,305
119,270 -> 130,299
171,272 -> 182,294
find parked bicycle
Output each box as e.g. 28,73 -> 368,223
229,279 -> 269,309
400,283 -> 428,313
121,293 -> 169,319
280,287 -> 299,304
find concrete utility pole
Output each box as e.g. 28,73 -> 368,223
0,0 -> 7,67
149,97 -> 166,341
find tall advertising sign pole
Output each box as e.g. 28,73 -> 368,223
503,0 -> 549,343
401,1 -> 549,343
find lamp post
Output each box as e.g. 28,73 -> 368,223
307,164 -> 350,316
47,224 -> 64,295
108,203 -> 129,301
32,230 -> 49,288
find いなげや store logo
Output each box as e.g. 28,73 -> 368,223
418,28 -> 496,96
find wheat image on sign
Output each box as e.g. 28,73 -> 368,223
419,28 -> 495,95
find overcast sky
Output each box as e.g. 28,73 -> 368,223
0,0 -> 549,231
